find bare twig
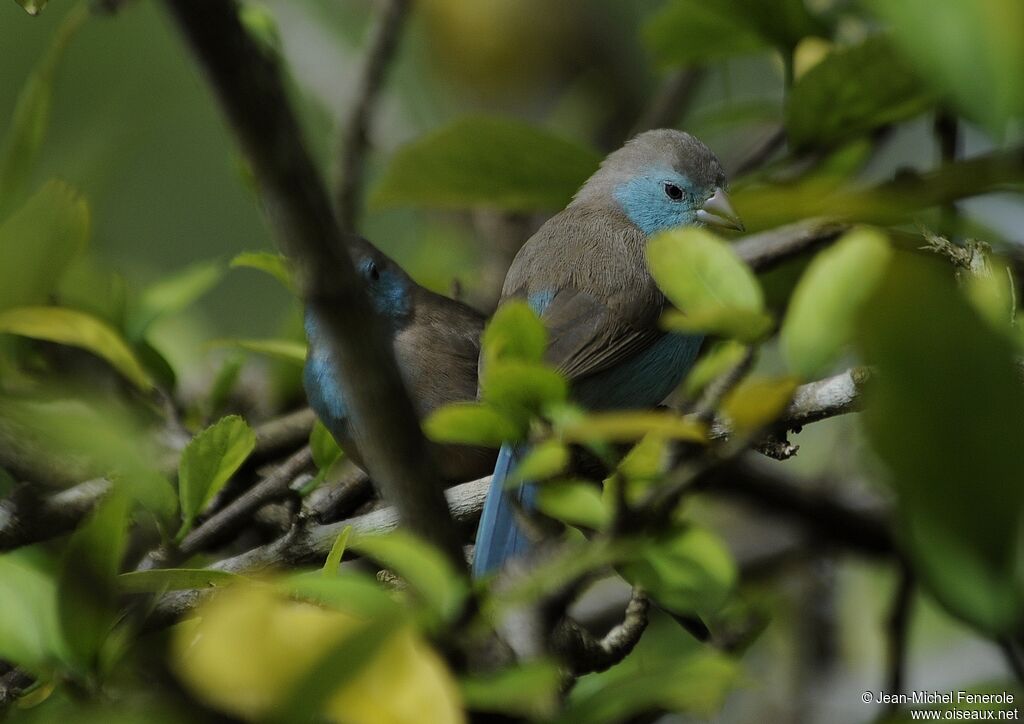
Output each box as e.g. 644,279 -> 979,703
556,588 -> 650,676
138,447 -> 315,570
884,564 -> 915,712
163,0 -> 464,570
252,407 -> 316,459
149,476 -> 490,625
999,638 -> 1024,686
632,69 -> 705,136
733,218 -> 849,273
0,478 -> 111,552
335,0 -> 411,231
732,125 -> 787,177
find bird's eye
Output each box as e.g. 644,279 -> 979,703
367,261 -> 380,282
663,182 -> 685,202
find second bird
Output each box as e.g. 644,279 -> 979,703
473,129 -> 744,576
304,239 -> 496,485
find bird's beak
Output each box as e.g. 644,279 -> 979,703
697,188 -> 744,232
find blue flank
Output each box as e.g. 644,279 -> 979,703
472,162 -> 710,577
304,310 -> 349,430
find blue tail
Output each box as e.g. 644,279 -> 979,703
472,443 -> 537,577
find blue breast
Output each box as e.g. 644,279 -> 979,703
304,345 -> 349,434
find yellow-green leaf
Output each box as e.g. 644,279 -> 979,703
212,337 -> 307,364
310,419 -> 343,470
177,415 -> 256,533
0,306 -> 153,390
0,181 -> 89,311
506,440 -> 570,486
682,340 -> 748,398
481,359 -> 568,424
721,376 -> 799,433
481,300 -> 547,366
561,411 -> 706,445
322,526 -> 352,577
648,228 -> 767,341
780,226 -> 892,378
230,250 -> 296,293
118,569 -> 243,593
662,307 -> 773,343
424,402 -> 522,446
0,6 -> 87,209
129,259 -> 224,339
536,479 -> 609,531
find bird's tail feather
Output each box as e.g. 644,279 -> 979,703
471,443 -> 536,577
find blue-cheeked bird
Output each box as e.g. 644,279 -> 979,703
473,129 -> 743,576
304,238 -> 497,485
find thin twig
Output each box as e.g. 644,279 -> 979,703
137,447 -> 315,570
335,0 -> 411,231
252,407 -> 316,459
631,68 -> 705,136
163,0 -> 464,570
884,564 -> 915,713
0,478 -> 112,552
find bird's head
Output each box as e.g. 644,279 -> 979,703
575,129 -> 743,236
348,239 -> 413,322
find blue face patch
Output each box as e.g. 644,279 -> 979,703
357,257 -> 411,321
613,167 -> 702,236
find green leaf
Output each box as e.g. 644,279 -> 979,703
647,228 -> 764,330
230,251 -> 296,293
859,256 -> 1024,633
682,340 -> 748,398
0,5 -> 87,210
644,0 -> 824,67
211,337 -> 307,364
869,0 -> 1024,138
644,0 -> 768,66
0,306 -> 153,390
0,180 -> 89,311
507,440 -> 570,485
482,300 -> 548,367
781,227 -> 892,378
369,116 -> 601,212
661,307 -> 774,343
564,645 -> 740,723
424,402 -> 522,446
786,35 -> 935,150
0,552 -> 64,673
461,661 -> 561,719
177,415 -> 256,534
309,419 -> 343,470
350,530 -> 468,623
322,526 -> 352,577
536,480 -> 609,531
118,569 -> 243,593
622,526 -> 736,618
720,376 -> 799,433
481,360 -> 568,424
128,260 -> 224,340
280,570 -> 403,619
58,491 -> 130,671
238,1 -> 282,57
559,411 -> 706,445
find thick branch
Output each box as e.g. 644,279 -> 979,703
335,0 -> 411,231
163,0 -> 464,569
556,589 -> 650,676
696,457 -> 895,558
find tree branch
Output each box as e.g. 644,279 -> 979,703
0,478 -> 111,552
138,447 -> 315,570
631,69 -> 705,136
556,588 -> 650,676
335,0 -> 411,231
733,218 -> 849,273
252,407 -> 316,460
162,0 -> 465,570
